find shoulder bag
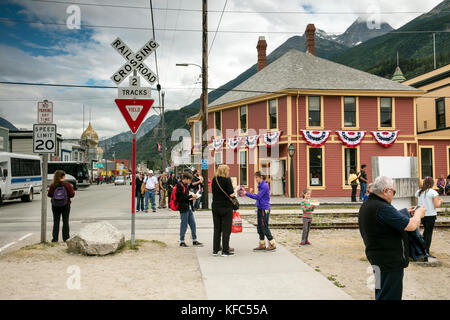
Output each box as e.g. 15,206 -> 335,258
215,177 -> 239,211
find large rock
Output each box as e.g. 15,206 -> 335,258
66,222 -> 125,256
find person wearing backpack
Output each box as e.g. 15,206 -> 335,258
47,170 -> 75,242
174,172 -> 204,248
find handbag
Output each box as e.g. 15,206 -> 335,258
231,211 -> 243,233
215,177 -> 239,210
141,178 -> 146,195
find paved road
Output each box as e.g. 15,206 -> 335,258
0,183 -> 196,254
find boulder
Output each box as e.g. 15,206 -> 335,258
66,222 -> 125,256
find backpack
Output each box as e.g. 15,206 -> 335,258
169,183 -> 185,211
52,183 -> 68,207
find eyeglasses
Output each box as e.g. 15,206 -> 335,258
386,188 -> 396,196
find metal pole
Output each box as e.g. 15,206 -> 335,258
433,33 -> 436,69
201,0 -> 209,209
131,134 -> 136,246
290,156 -> 295,198
161,91 -> 167,170
40,154 -> 48,243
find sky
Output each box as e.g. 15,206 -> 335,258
0,0 -> 443,139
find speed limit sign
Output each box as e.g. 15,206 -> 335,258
33,124 -> 57,154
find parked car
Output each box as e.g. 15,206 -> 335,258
114,176 -> 126,186
47,173 -> 78,190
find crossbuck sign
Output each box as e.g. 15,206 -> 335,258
110,37 -> 159,86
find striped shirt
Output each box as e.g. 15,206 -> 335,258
300,200 -> 313,218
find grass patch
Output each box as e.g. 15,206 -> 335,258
327,275 -> 345,288
113,239 -> 148,254
359,256 -> 368,261
315,268 -> 321,272
21,242 -> 55,251
150,239 -> 168,247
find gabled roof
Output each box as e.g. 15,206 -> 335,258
210,49 -> 421,107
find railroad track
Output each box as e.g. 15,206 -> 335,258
256,221 -> 450,230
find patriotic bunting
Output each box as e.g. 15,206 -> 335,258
244,135 -> 260,149
300,130 -> 331,147
263,131 -> 282,148
212,138 -> 225,151
228,137 -> 243,150
371,131 -> 399,148
336,131 -> 366,148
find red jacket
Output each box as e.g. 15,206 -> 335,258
48,182 -> 75,204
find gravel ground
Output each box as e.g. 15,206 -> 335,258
273,228 -> 450,300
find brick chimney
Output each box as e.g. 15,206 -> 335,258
305,24 -> 316,56
256,36 -> 267,71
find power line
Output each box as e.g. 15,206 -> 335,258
1,17 -> 449,34
0,80 -> 447,98
27,0 -> 450,15
208,0 -> 228,56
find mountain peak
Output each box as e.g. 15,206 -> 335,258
335,17 -> 394,47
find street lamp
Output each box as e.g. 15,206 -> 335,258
288,144 -> 295,198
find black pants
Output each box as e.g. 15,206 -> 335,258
375,269 -> 404,300
351,184 -> 357,202
52,204 -> 71,242
257,209 -> 273,241
212,206 -> 233,252
421,216 -> 437,252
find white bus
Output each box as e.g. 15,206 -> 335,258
0,152 -> 42,204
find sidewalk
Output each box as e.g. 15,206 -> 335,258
193,211 -> 352,300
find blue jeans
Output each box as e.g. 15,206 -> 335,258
136,192 -> 144,211
194,198 -> 201,210
180,209 -> 197,242
359,182 -> 367,200
144,189 -> 156,210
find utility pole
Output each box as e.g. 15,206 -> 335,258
201,0 -> 209,209
161,91 -> 167,170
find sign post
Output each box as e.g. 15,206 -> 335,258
34,101 -> 55,243
111,38 -> 158,246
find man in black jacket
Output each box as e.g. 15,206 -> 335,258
358,176 -> 426,300
176,172 -> 203,248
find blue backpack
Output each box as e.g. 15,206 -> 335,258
52,183 -> 69,207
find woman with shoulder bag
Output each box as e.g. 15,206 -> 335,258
47,170 -> 75,242
211,164 -> 237,257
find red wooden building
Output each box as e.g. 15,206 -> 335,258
188,25 -> 423,197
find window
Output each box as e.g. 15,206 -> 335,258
344,148 -> 358,185
11,158 -> 41,177
269,99 -> 277,129
424,120 -> 427,130
308,96 -> 321,127
380,97 -> 392,127
215,111 -> 221,135
214,152 -> 222,170
343,97 -> 357,127
309,148 -> 323,186
240,106 -> 247,133
194,121 -> 201,144
436,98 -> 445,129
420,148 -> 433,179
239,150 -> 247,185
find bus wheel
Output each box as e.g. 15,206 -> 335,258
21,189 -> 33,202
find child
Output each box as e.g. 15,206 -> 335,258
300,188 -> 314,246
363,183 -> 373,202
175,172 -> 204,248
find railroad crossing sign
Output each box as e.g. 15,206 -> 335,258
33,124 -> 57,154
110,37 -> 159,86
37,100 -> 53,124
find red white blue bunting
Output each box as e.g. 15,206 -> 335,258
263,131 -> 282,148
300,130 -> 331,147
227,137 -> 243,150
371,131 -> 399,148
336,131 -> 366,148
244,135 -> 260,149
212,138 -> 225,151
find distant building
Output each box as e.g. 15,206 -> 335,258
0,126 -> 8,152
61,139 -> 86,162
8,129 -> 63,160
188,24 -> 423,197
404,64 -> 450,181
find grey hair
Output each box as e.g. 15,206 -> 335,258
372,176 -> 394,194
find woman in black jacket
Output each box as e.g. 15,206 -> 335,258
135,172 -> 145,212
211,164 -> 236,257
